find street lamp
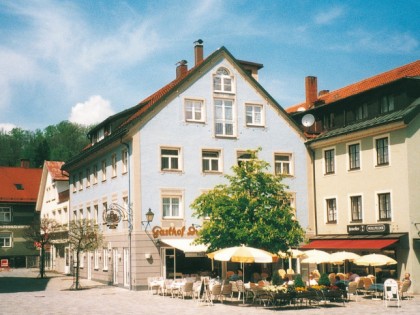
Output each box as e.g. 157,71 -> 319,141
142,208 -> 155,230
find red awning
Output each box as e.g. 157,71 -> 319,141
301,239 -> 398,250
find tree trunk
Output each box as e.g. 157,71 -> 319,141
75,250 -> 80,290
40,246 -> 45,279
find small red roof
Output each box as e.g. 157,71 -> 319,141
45,161 -> 68,181
287,59 -> 420,113
0,166 -> 42,202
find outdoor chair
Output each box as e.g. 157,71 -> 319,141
252,287 -> 273,306
159,279 -> 173,296
209,283 -> 222,303
399,280 -> 412,300
356,277 -> 366,294
230,281 -> 239,299
178,281 -> 194,299
219,283 -> 232,303
363,277 -> 373,292
347,281 -> 360,302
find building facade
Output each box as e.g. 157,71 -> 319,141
287,60 -> 420,293
35,161 -> 71,274
0,160 -> 42,268
62,41 -> 313,289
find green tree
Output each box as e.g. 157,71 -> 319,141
318,273 -> 331,287
191,151 -> 305,254
23,218 -> 60,278
294,274 -> 305,288
68,219 -> 103,290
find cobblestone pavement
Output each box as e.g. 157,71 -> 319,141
0,269 -> 418,315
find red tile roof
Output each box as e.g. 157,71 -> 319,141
0,167 -> 42,202
45,161 -> 68,181
287,59 -> 420,113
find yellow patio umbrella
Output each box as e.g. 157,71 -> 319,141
329,251 -> 361,274
301,249 -> 331,264
207,245 -> 275,303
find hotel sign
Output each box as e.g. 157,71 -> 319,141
152,225 -> 199,239
347,223 -> 390,235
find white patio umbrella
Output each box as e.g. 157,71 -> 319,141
278,248 -> 306,274
207,245 -> 275,303
330,251 -> 361,274
301,249 -> 331,264
354,253 -> 397,267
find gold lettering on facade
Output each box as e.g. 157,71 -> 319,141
152,225 -> 198,239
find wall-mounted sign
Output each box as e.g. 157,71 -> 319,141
347,223 -> 390,235
152,225 -> 198,239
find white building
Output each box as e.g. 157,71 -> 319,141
62,41 -> 313,289
36,161 -> 71,274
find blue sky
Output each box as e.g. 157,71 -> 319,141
0,0 -> 418,131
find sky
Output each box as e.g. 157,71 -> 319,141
0,0 -> 418,132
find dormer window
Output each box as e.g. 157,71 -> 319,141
213,67 -> 233,93
380,95 -> 395,113
14,184 -> 24,190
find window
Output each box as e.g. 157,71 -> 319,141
93,165 -> 98,184
380,95 -> 394,113
355,103 -> 368,120
122,149 -> 128,174
350,196 -> 362,222
111,154 -> 117,177
378,193 -> 391,221
185,99 -> 204,122
324,149 -> 335,174
94,204 -> 99,224
101,160 -> 107,181
0,207 -> 11,222
275,153 -> 293,176
215,99 -> 235,137
0,233 -> 12,247
73,210 -> 77,221
72,175 -> 77,193
79,208 -> 84,220
326,198 -> 337,223
86,168 -> 90,188
87,206 -> 91,221
376,137 -> 389,166
103,248 -> 109,271
348,143 -> 360,170
237,151 -> 253,166
161,148 -> 180,171
162,194 -> 182,218
202,150 -> 221,172
245,104 -> 263,126
94,249 -> 99,269
102,202 -> 107,225
213,67 -> 233,93
78,172 -> 83,190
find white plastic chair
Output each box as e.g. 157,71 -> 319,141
384,279 -> 401,308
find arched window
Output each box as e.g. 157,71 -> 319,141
213,67 -> 233,93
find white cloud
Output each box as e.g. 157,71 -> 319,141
0,123 -> 17,133
314,6 -> 344,25
69,95 -> 115,126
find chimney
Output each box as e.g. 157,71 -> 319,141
176,60 -> 188,79
20,159 -> 30,168
194,39 -> 204,66
305,76 -> 318,108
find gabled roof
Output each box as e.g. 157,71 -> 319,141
63,45 -> 303,170
287,59 -> 420,113
45,161 -> 68,181
0,166 -> 42,202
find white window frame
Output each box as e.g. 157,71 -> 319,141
274,153 -> 293,176
347,141 -> 361,171
78,172 -> 83,191
93,164 -> 98,184
160,147 -> 182,171
323,147 -> 335,175
101,160 -> 107,181
325,197 -> 337,223
122,149 -> 128,174
111,154 -> 117,178
237,150 -> 255,166
94,204 -> 99,225
202,149 -> 222,173
245,103 -> 264,127
94,249 -> 99,269
374,135 -> 390,166
103,248 -> 109,271
185,98 -> 205,122
0,207 -> 12,222
0,232 -> 12,247
376,191 -> 392,221
349,194 -> 363,222
86,168 -> 91,188
214,98 -> 236,137
213,67 -> 234,94
161,189 -> 184,219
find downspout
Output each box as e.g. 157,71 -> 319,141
121,140 -> 132,290
311,147 -> 318,236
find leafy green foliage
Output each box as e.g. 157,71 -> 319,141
294,274 -> 305,288
0,121 -> 90,167
272,269 -> 284,285
318,273 -> 331,286
191,151 -> 305,254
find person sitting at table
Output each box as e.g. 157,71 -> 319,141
229,268 -> 242,281
334,275 -> 347,298
348,271 -> 360,282
307,274 -> 318,286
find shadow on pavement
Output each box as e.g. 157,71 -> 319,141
0,276 -> 50,293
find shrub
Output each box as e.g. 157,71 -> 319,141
318,273 -> 331,286
272,269 -> 283,285
294,274 -> 305,288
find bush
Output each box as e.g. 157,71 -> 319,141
272,269 -> 283,285
318,273 -> 331,286
294,274 -> 305,288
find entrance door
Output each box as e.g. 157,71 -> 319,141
113,249 -> 119,285
123,248 -> 129,287
87,252 -> 92,280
